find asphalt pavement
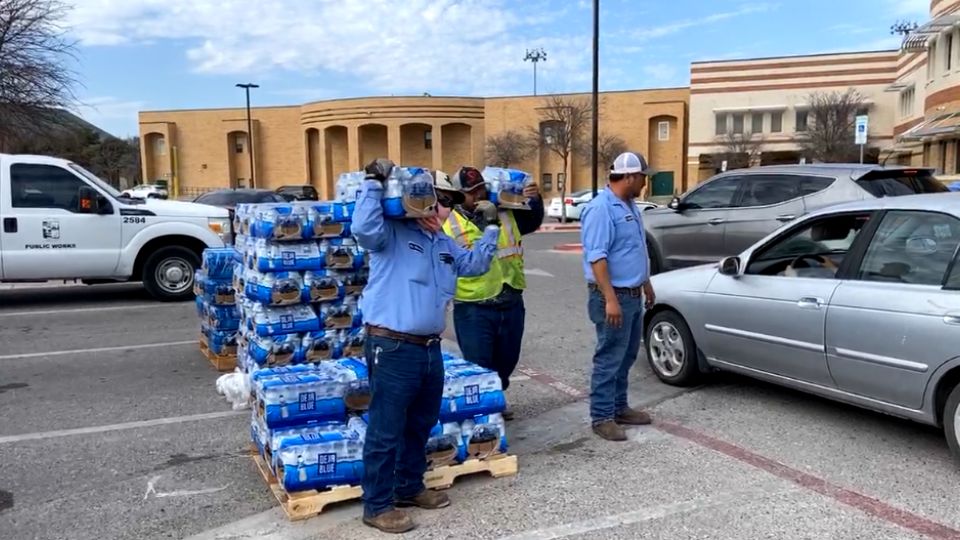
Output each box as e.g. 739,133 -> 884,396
1,231 -> 959,539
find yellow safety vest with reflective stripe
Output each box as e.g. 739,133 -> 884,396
443,209 -> 526,302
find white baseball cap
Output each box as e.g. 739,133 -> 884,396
611,152 -> 651,175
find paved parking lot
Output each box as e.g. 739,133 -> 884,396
2,232 -> 960,539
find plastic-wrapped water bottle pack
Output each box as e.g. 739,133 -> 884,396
481,166 -> 535,210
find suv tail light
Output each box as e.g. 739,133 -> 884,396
564,198 -> 574,205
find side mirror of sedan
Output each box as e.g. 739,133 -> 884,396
719,256 -> 742,277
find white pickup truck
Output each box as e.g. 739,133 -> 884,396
0,154 -> 232,300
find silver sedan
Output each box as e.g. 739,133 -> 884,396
643,193 -> 960,463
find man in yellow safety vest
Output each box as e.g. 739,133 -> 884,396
439,166 -> 544,420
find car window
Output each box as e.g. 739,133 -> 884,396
683,177 -> 740,209
747,212 -> 872,278
798,176 -> 836,196
856,171 -> 948,197
195,192 -> 235,205
737,175 -> 799,207
10,164 -> 88,212
857,210 -> 960,286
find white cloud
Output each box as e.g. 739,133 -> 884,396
66,0 -> 592,97
641,63 -> 679,84
643,3 -> 775,39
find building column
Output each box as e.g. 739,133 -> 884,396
347,125 -> 361,171
431,124 -> 443,172
317,131 -> 330,199
388,124 -> 402,163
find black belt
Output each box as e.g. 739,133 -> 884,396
588,283 -> 644,298
365,325 -> 441,346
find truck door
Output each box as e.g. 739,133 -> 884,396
1,162 -> 122,279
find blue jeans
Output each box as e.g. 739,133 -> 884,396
453,294 -> 525,391
587,288 -> 644,423
361,335 -> 444,518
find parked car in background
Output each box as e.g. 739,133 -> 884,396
121,183 -> 168,200
547,189 -> 658,221
643,194 -> 960,463
193,188 -> 287,212
276,185 -> 319,201
644,164 -> 949,274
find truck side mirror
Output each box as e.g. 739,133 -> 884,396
668,196 -> 683,212
78,186 -> 100,214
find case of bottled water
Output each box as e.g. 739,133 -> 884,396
302,270 -> 344,303
306,202 -> 349,239
244,271 -> 305,306
255,371 -> 347,428
426,421 -> 465,467
205,303 -> 241,332
247,332 -> 301,368
274,417 -> 367,491
249,304 -> 321,337
482,167 -> 534,210
461,413 -> 508,460
250,204 -> 310,242
250,240 -> 324,272
439,357 -> 507,423
203,247 -> 236,279
381,166 -> 438,219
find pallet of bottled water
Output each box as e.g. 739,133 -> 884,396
196,247 -> 240,371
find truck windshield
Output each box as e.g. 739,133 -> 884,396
68,163 -> 124,199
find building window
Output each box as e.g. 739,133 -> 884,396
557,172 -> 566,191
940,141 -> 948,174
658,121 -> 670,141
796,110 -> 809,132
955,140 -> 960,174
751,113 -> 763,134
947,33 -> 954,72
542,173 -> 553,191
234,134 -> 247,154
732,113 -> 744,134
929,41 -> 938,80
424,129 -> 433,150
924,142 -> 931,167
236,177 -> 246,188
715,113 -> 727,135
153,137 -> 166,156
771,111 -> 783,133
900,87 -> 915,118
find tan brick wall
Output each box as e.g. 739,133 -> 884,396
400,124 -> 433,168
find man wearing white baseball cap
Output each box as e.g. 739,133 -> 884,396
579,151 -> 656,441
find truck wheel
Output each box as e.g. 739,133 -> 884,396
142,246 -> 200,301
943,383 -> 960,465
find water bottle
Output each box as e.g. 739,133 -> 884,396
488,171 -> 501,206
383,166 -> 404,217
335,173 -> 351,203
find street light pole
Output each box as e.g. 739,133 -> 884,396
236,83 -> 259,188
590,0 -> 600,197
524,48 -> 547,95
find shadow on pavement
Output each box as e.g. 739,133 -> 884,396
0,283 -> 156,308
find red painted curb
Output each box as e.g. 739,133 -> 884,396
552,243 -> 583,252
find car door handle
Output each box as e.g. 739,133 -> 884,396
944,315 -> 960,326
776,214 -> 796,222
708,218 -> 725,225
2,217 -> 16,233
797,297 -> 824,309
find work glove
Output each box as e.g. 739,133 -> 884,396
475,200 -> 500,227
363,158 -> 395,183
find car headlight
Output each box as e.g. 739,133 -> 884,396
207,217 -> 233,244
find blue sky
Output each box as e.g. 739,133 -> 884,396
66,0 -> 930,137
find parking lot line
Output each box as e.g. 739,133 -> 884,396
498,487 -> 788,540
0,339 -> 197,361
0,303 -> 180,318
0,410 -> 246,445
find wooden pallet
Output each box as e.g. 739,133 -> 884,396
252,449 -> 518,521
198,334 -> 236,372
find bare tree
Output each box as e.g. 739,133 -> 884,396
710,132 -> 765,171
579,132 -> 627,173
798,88 -> 866,163
485,130 -> 534,168
531,95 -> 591,222
0,0 -> 78,151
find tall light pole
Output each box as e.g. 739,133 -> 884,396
236,83 -> 259,188
524,48 -> 547,95
590,0 -> 600,196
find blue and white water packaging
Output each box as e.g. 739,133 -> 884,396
255,371 -> 347,428
321,357 -> 370,411
250,204 -> 310,242
250,304 -> 321,337
251,240 -> 324,272
334,172 -> 363,221
439,358 -> 507,423
319,296 -> 360,330
482,167 -> 533,210
307,202 -> 349,239
274,417 -> 367,491
245,271 -> 304,306
426,421 -> 465,467
202,247 -> 236,279
297,330 -> 341,362
247,332 -> 301,367
382,166 -> 438,219
302,270 -> 343,303
461,413 -> 509,460
206,303 -> 241,332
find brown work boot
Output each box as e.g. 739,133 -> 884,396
396,489 -> 451,509
363,509 -> 415,534
615,407 -> 652,426
592,419 -> 627,441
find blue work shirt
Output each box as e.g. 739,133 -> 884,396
580,187 -> 649,288
353,180 -> 499,336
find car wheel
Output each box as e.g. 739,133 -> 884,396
645,310 -> 701,386
142,246 -> 200,301
943,384 -> 960,464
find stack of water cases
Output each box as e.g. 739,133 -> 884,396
196,247 -> 240,368
231,197 -> 372,492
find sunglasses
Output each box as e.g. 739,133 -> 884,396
436,192 -> 458,208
